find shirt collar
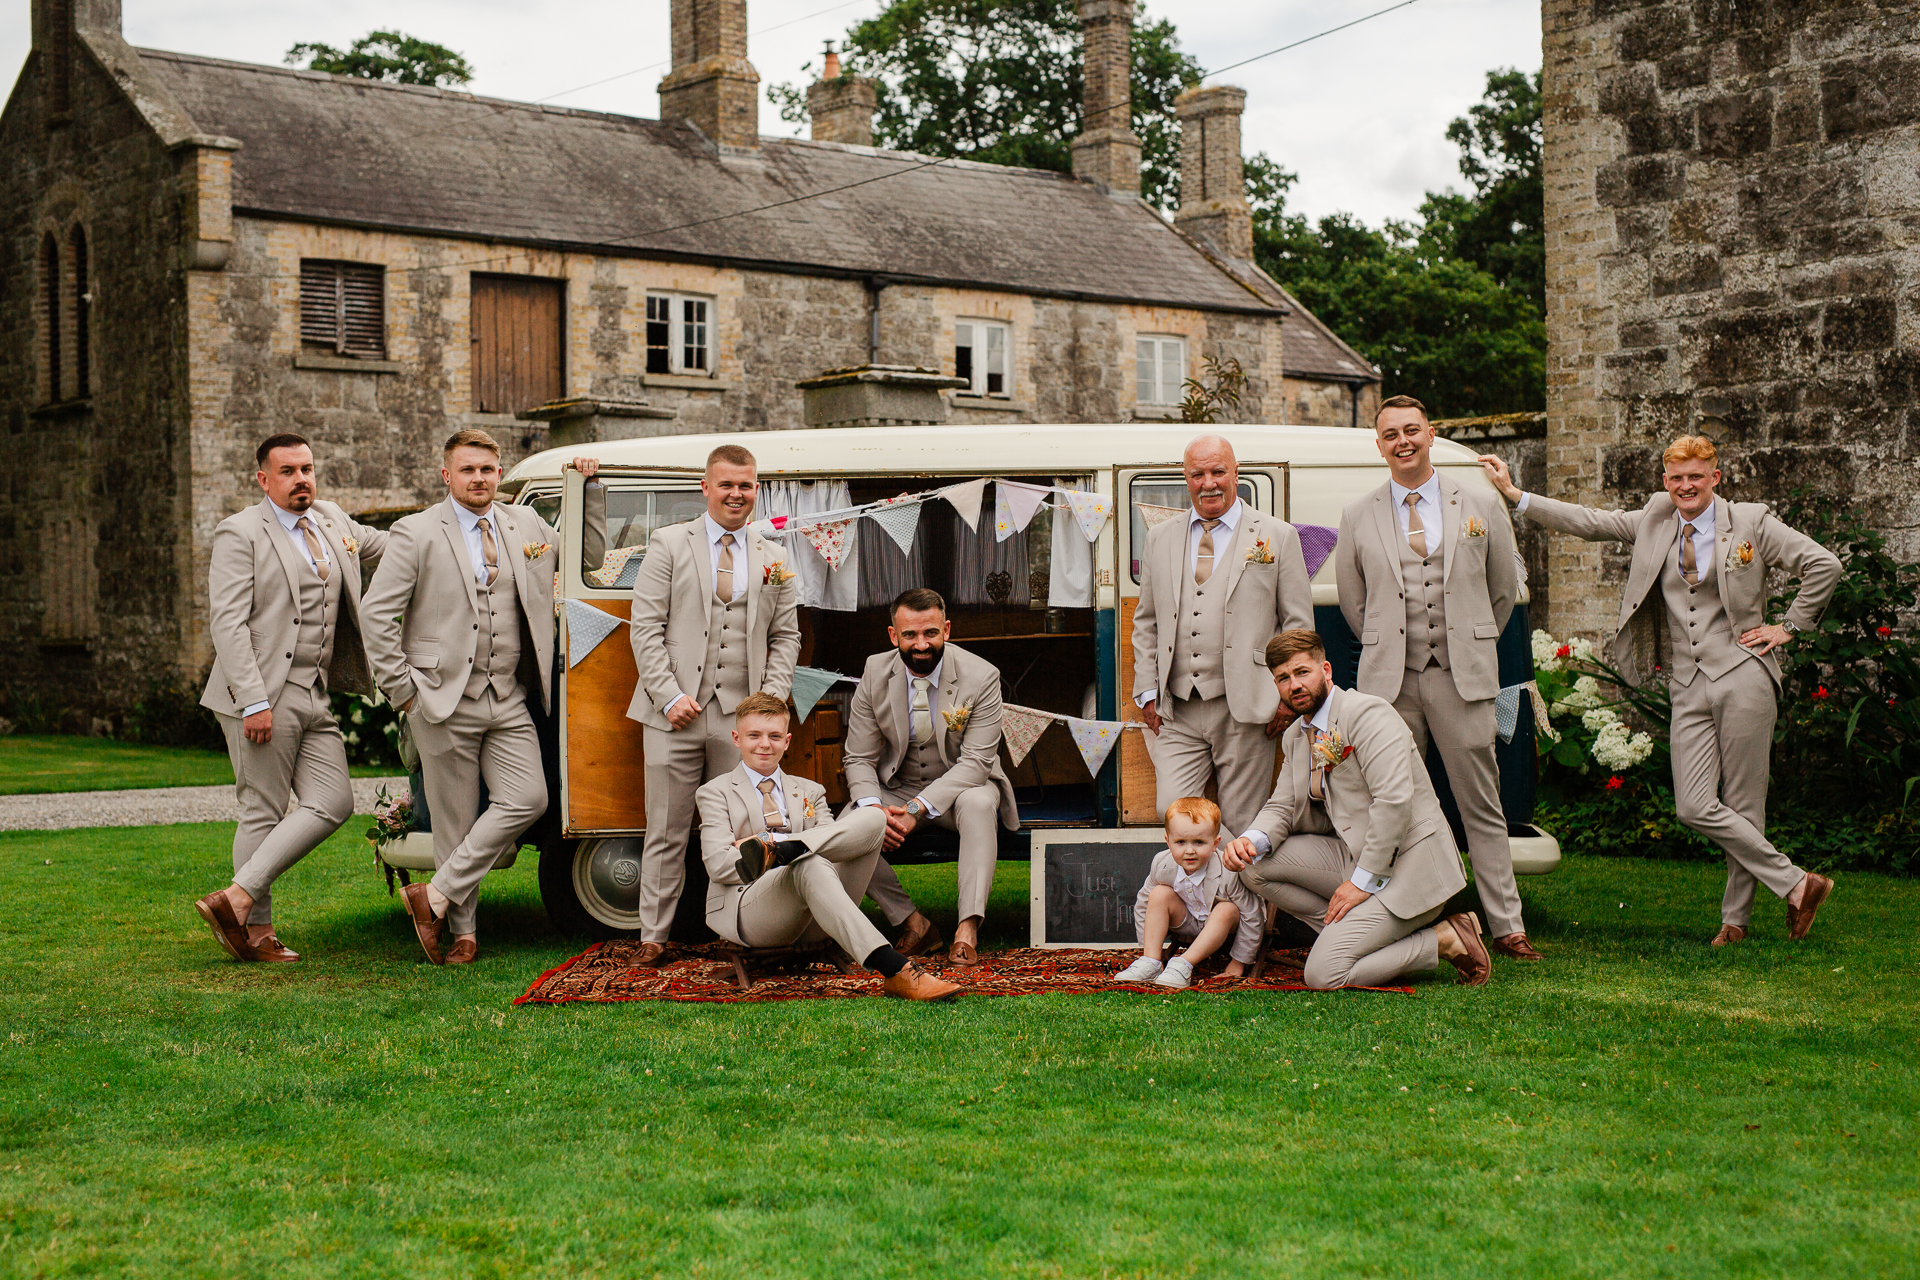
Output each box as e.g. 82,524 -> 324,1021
740,763 -> 784,790
268,498 -> 311,532
705,514 -> 747,546
901,653 -> 945,688
1389,471 -> 1441,509
1187,497 -> 1243,533
453,499 -> 497,534
1307,689 -> 1337,734
1172,861 -> 1211,888
1678,502 -> 1716,536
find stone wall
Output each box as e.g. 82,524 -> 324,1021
1543,0 -> 1920,641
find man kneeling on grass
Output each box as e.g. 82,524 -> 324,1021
1116,797 -> 1264,988
694,693 -> 961,1001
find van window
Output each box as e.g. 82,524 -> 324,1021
1128,476 -> 1255,584
594,487 -> 706,576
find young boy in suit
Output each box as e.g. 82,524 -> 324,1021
1116,797 -> 1264,988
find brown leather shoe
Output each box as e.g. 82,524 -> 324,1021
947,939 -> 980,967
444,937 -> 478,965
1711,924 -> 1748,947
1787,873 -> 1834,941
1444,911 -> 1492,987
631,941 -> 668,967
250,934 -> 300,963
194,890 -> 257,962
894,912 -> 943,958
881,961 -> 962,1001
1492,933 -> 1543,961
399,882 -> 445,965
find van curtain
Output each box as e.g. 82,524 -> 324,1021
951,485 -> 1028,609
759,480 -> 858,611
1048,476 -> 1095,608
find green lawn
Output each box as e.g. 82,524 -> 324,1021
1,822 -> 1913,1278
0,735 -> 392,794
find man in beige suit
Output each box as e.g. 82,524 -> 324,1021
625,444 -> 802,964
1336,394 -> 1536,960
1224,630 -> 1492,989
192,433 -> 389,963
362,429 -> 605,965
696,693 -> 960,1000
1480,435 -> 1843,944
1133,434 -> 1314,835
845,588 -> 1020,966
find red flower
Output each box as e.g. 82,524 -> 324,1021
1891,698 -> 1900,709
1879,626 -> 1894,638
1605,776 -> 1624,791
1556,644 -> 1571,659
1813,686 -> 1830,700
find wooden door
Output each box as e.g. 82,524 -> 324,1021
471,274 -> 565,414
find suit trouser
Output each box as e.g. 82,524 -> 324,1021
1147,694 -> 1278,835
1240,833 -> 1442,989
1668,661 -> 1804,926
857,783 -> 1002,925
410,685 -> 548,935
1390,665 -> 1524,938
729,807 -> 890,959
638,702 -> 741,942
218,681 -> 355,925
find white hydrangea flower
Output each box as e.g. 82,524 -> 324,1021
1568,635 -> 1599,663
1590,721 -> 1655,771
1581,707 -> 1620,732
1531,629 -> 1562,672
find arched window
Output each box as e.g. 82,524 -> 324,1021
41,232 -> 61,403
69,224 -> 89,398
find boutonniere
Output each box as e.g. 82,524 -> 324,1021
1463,517 -> 1488,539
1311,729 -> 1356,771
800,795 -> 818,821
942,702 -> 973,733
523,541 -> 552,561
340,535 -> 360,555
1244,537 -> 1276,565
763,559 -> 797,586
1727,540 -> 1755,569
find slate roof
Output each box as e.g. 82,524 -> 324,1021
140,50 -> 1281,317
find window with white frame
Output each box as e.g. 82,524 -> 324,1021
646,293 -> 712,375
1135,335 -> 1188,406
955,319 -> 1010,397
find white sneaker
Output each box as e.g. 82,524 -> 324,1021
1152,957 -> 1194,989
1115,956 -> 1163,983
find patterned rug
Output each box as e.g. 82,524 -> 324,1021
514,940 -> 1415,1005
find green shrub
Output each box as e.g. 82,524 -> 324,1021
124,671 -> 225,752
331,692 -> 403,769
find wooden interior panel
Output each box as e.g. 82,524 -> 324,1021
563,599 -> 647,833
784,700 -> 849,804
1118,595 -> 1160,824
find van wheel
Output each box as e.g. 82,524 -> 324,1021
538,836 -> 646,939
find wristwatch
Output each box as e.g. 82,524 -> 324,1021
1782,620 -> 1803,638
904,798 -> 928,820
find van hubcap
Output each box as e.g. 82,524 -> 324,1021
571,838 -> 645,929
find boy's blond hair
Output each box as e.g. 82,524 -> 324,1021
733,692 -> 791,724
1163,796 -> 1222,835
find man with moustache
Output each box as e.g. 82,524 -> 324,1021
1335,395 -> 1536,960
1132,434 -> 1314,835
362,430 -> 605,965
1223,630 -> 1492,989
1480,435 -> 1843,945
845,588 -> 1020,966
624,444 -> 802,965
193,434 -> 390,962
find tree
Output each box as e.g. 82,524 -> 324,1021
1420,69 -> 1543,308
769,0 -> 1200,212
286,31 -> 473,87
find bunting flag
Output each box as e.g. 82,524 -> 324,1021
585,545 -> 645,589
798,517 -> 857,569
1297,523 -> 1339,578
789,665 -> 851,723
563,599 -> 626,667
1064,716 -> 1126,778
999,704 -> 1055,769
865,499 -> 924,555
939,478 -> 990,532
1494,680 -> 1552,744
1135,501 -> 1187,530
995,480 -> 1052,542
1063,489 -> 1114,541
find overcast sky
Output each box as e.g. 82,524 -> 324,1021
1,0 -> 1541,226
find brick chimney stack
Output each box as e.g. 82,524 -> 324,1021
1068,0 -> 1141,193
1174,85 -> 1253,260
808,41 -> 878,147
658,0 -> 761,148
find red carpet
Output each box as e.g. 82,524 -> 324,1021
514,940 -> 1415,1005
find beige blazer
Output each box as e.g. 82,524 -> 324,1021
200,498 -> 389,716
1131,503 -> 1314,724
1336,473 -> 1519,703
842,643 -> 1020,829
1521,492 -> 1841,688
1134,849 -> 1267,964
361,492 -> 604,724
1248,685 -> 1467,920
624,517 -> 802,729
696,767 -> 834,940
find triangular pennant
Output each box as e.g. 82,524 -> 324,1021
1064,715 -> 1125,778
584,544 -> 645,589
788,665 -> 847,724
1000,704 -> 1055,769
1063,489 -> 1113,542
865,500 -> 923,555
995,480 -> 1051,543
939,479 -> 989,532
798,516 -> 857,569
563,599 -> 626,668
1296,522 -> 1339,578
1135,501 -> 1187,530
1495,683 -> 1523,744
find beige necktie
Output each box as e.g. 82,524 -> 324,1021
1193,518 -> 1221,585
716,533 -> 736,603
1308,727 -> 1326,802
477,516 -> 499,587
295,517 -> 330,581
1679,522 -> 1699,586
757,777 -> 787,832
1404,491 -> 1428,559
910,676 -> 934,745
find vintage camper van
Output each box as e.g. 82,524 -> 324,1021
383,423 -> 1561,938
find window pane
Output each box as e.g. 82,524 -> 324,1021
955,323 -> 974,391
1162,340 -> 1183,403
985,325 -> 1005,396
682,298 -> 708,372
590,487 -> 706,577
646,296 -> 670,374
1128,476 -> 1257,582
1136,338 -> 1155,403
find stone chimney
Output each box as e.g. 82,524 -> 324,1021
1068,0 -> 1141,193
807,42 -> 877,147
34,0 -> 121,121
1174,85 -> 1253,260
657,0 -> 761,148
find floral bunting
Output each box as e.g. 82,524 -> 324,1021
562,599 -> 626,668
1495,680 -> 1552,744
585,545 -> 645,589
995,480 -> 1052,543
865,499 -> 924,555
798,517 -> 857,569
1135,502 -> 1187,530
999,704 -> 1055,768
1063,489 -> 1114,541
939,478 -> 990,532
1064,716 -> 1126,778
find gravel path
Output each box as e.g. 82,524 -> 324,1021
0,777 -> 408,832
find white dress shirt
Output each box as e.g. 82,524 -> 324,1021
1136,497 -> 1245,708
1517,492 -> 1715,579
705,514 -> 749,602
454,500 -> 505,585
1388,472 -> 1441,543
740,763 -> 790,828
1171,864 -> 1213,924
1239,690 -> 1390,893
856,653 -> 946,817
244,500 -> 337,717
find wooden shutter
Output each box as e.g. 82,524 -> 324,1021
300,260 -> 386,358
471,274 -> 565,414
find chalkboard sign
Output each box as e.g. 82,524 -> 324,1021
1029,831 -> 1166,948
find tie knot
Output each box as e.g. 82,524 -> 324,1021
757,778 -> 776,796
912,676 -> 930,690
1405,492 -> 1420,506
477,516 -> 491,531
296,515 -> 312,528
720,532 -> 735,546
1682,522 -> 1696,534
1200,518 -> 1220,530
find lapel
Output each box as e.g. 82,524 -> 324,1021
1710,495 -> 1732,601
1155,516 -> 1184,631
257,500 -> 307,612
496,504 -> 532,613
742,529 -> 760,637
690,520 -> 717,603
1319,686 -> 1348,812
1219,503 -> 1255,601
312,503 -> 357,606
1438,472 -> 1462,583
1370,483 -> 1400,573
723,769 -> 757,837
438,499 -> 481,616
782,773 -> 811,828
935,651 -> 964,767
1645,506 -> 1681,601
885,655 -> 911,760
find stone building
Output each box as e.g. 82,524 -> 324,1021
1541,0 -> 1920,640
1,0 -> 1377,721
